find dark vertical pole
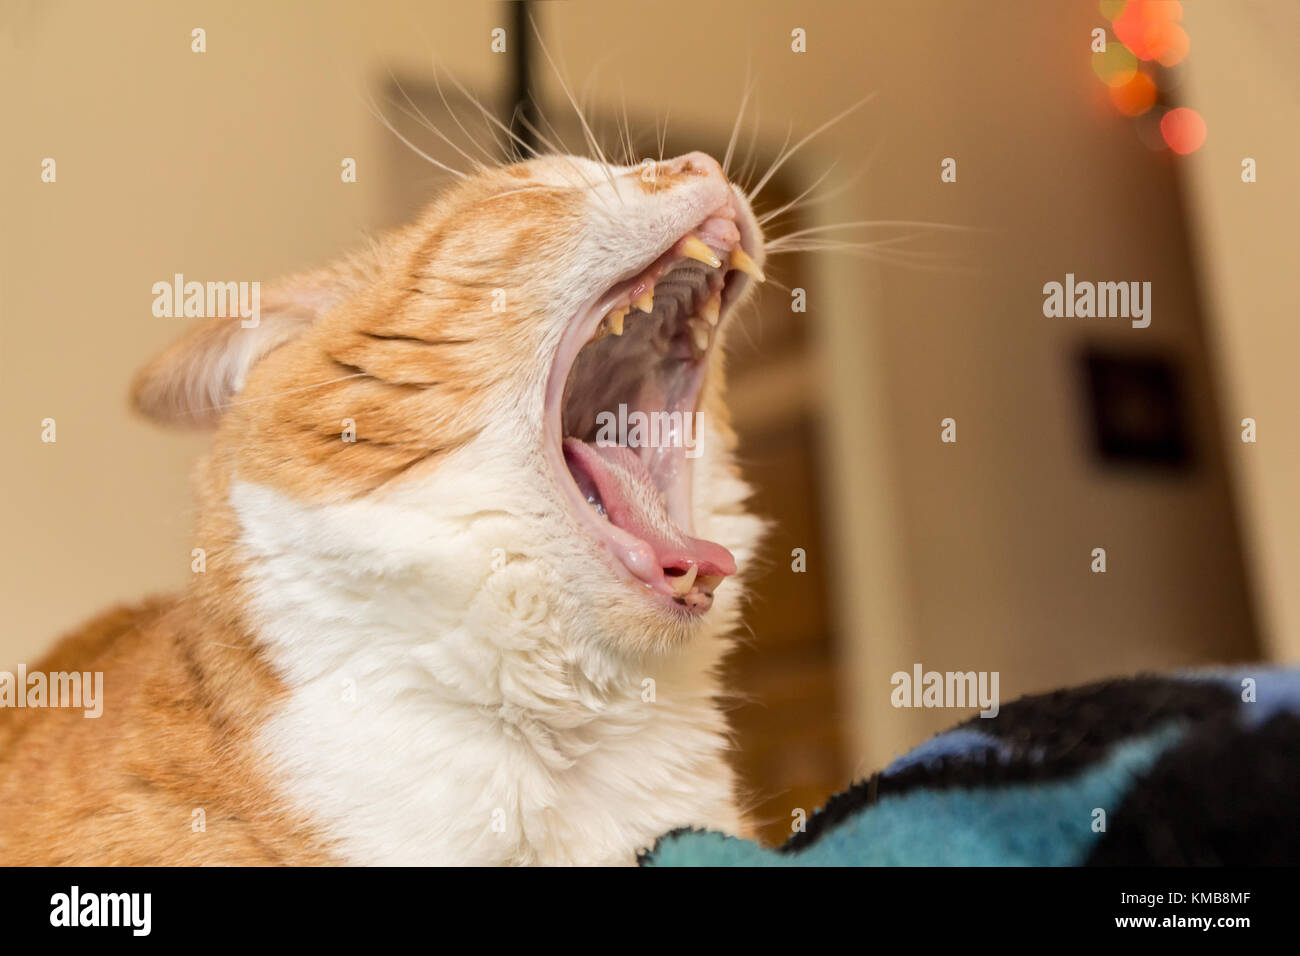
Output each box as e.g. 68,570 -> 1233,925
507,0 -> 540,159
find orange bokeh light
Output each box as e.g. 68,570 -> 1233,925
1114,0 -> 1184,61
1109,71 -> 1157,117
1160,107 -> 1206,154
1155,23 -> 1190,66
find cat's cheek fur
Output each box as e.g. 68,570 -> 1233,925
232,418 -> 763,865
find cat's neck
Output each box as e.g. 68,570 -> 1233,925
200,476 -> 744,864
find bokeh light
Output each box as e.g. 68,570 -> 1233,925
1099,0 -> 1128,22
1114,1 -> 1184,62
1155,23 -> 1190,67
1092,42 -> 1139,87
1160,106 -> 1206,153
1095,0 -> 1199,153
1109,70 -> 1157,117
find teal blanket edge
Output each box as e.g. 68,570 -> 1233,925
640,667 -> 1300,866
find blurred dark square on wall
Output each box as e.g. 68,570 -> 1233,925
1080,347 -> 1193,469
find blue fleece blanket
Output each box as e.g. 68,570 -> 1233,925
641,669 -> 1300,866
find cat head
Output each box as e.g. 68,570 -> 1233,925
133,152 -> 767,659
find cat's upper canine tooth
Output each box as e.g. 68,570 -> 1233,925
668,564 -> 698,596
697,573 -> 724,594
590,306 -> 629,342
633,288 -> 654,313
729,247 -> 765,283
682,236 -> 722,269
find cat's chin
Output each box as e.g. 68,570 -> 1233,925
542,198 -> 765,617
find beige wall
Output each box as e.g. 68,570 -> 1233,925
1,0 -> 498,662
1181,1 -> 1300,663
2,1 -> 1272,776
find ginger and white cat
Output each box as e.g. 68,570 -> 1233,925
0,151 -> 767,865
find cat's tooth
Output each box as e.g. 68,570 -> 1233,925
729,247 -> 766,283
682,236 -> 722,269
700,293 -> 721,327
697,573 -> 725,594
689,318 -> 711,354
608,307 -> 627,336
591,319 -> 611,342
633,289 -> 655,313
668,564 -> 699,596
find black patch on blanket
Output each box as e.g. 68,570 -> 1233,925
783,676 -> 1237,855
1086,713 -> 1300,865
967,674 -> 1236,759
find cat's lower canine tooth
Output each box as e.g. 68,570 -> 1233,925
689,318 -> 711,353
682,236 -> 722,269
700,294 -> 721,326
668,565 -> 698,596
729,247 -> 765,282
633,289 -> 654,313
608,307 -> 627,336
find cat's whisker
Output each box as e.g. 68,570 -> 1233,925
760,141 -> 888,230
747,121 -> 790,198
767,234 -> 929,253
438,66 -> 606,199
756,161 -> 838,227
504,104 -> 540,161
531,85 -> 579,157
403,27 -> 510,165
759,123 -> 792,199
766,238 -> 975,275
578,64 -> 616,165
480,184 -> 551,202
357,87 -> 467,180
431,64 -> 507,166
528,12 -> 623,204
618,80 -> 636,168
748,92 -> 877,204
209,373 -> 369,413
760,273 -> 793,293
654,110 -> 671,193
383,73 -> 487,174
769,219 -> 979,245
513,112 -> 612,199
439,64 -> 539,161
595,114 -> 624,174
578,51 -> 624,165
480,175 -> 611,203
722,64 -> 754,179
515,110 -> 565,159
518,92 -> 615,201
736,103 -> 765,196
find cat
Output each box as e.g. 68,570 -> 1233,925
0,150 -> 768,865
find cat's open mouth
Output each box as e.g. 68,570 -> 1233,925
543,201 -> 763,615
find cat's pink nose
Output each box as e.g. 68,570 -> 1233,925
658,151 -> 725,182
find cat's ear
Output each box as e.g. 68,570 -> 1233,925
130,247 -> 387,429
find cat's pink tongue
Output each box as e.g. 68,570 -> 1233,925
562,438 -> 736,584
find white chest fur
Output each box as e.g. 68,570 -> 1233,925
231,469 -> 751,865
